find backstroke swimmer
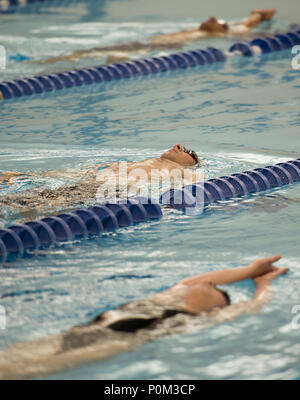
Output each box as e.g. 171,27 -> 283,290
0,144 -> 205,220
150,8 -> 276,44
0,255 -> 288,379
33,9 -> 276,65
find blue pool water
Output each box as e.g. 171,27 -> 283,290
0,0 -> 300,380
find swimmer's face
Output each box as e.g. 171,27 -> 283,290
199,17 -> 229,33
161,144 -> 200,167
183,281 -> 230,313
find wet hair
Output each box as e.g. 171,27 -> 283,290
216,288 -> 231,305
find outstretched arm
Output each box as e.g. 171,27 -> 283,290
212,264 -> 289,322
0,164 -> 108,186
180,255 -> 283,286
241,9 -> 276,29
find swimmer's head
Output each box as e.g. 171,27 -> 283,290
183,281 -> 231,314
161,144 -> 203,167
199,17 -> 229,33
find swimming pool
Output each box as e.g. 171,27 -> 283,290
0,0 -> 300,380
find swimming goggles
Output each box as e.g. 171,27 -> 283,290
182,146 -> 202,166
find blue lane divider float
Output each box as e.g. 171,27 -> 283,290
0,0 -> 39,12
1,29 -> 299,101
0,197 -> 162,262
229,30 -> 300,56
0,47 -> 226,100
1,159 -> 300,262
0,0 -> 91,12
160,158 -> 300,209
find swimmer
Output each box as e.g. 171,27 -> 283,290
35,9 -> 276,65
0,144 -> 205,220
0,255 -> 288,379
150,8 -> 277,45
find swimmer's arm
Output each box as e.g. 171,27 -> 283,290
0,164 -> 111,185
252,267 -> 289,301
231,14 -> 262,30
180,255 -> 284,286
207,268 -> 289,323
232,9 -> 276,30
234,267 -> 289,314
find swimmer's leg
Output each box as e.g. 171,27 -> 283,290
32,41 -> 151,65
0,333 -> 62,379
0,325 -> 140,379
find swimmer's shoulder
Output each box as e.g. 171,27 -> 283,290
151,283 -> 189,306
230,24 -> 250,35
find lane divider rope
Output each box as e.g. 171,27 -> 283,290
0,197 -> 162,262
0,47 -> 226,100
229,30 -> 300,56
160,158 -> 300,209
1,159 -> 300,262
1,29 -> 299,101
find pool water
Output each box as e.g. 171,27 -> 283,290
0,0 -> 300,380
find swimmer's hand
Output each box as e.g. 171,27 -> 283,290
250,261 -> 289,305
249,255 -> 287,279
243,256 -> 288,309
251,8 -> 276,22
253,265 -> 289,287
